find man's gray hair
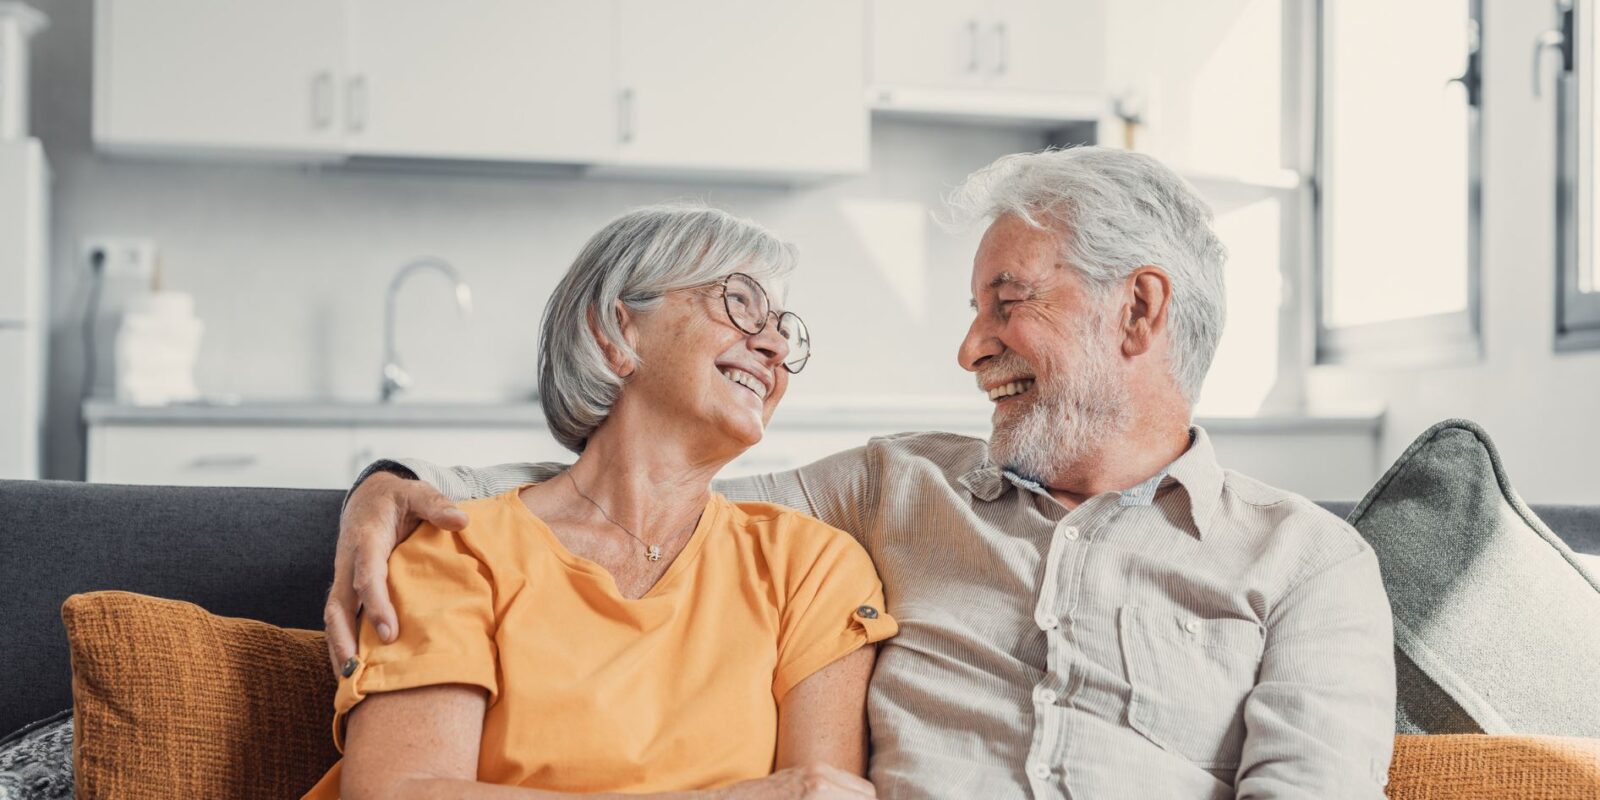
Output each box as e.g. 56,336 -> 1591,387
948,146 -> 1228,405
539,203 -> 798,453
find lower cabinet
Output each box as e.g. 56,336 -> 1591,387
87,423 -> 569,490
89,425 -> 359,489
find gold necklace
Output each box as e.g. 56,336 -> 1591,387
566,471 -> 697,562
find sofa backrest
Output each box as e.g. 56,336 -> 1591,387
1,479 -> 1596,736
1,480 -> 343,735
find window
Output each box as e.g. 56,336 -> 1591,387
1557,0 -> 1600,350
1314,0 -> 1483,364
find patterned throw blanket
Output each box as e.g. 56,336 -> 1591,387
0,710 -> 72,800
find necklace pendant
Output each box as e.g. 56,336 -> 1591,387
647,544 -> 662,562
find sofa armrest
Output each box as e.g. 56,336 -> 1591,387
1387,734 -> 1600,799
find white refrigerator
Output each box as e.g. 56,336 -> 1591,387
0,138 -> 48,479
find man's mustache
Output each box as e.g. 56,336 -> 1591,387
975,352 -> 1038,390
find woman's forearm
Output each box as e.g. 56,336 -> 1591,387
389,776 -> 805,800
388,777 -> 716,800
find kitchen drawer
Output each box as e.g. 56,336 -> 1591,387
88,425 -> 358,489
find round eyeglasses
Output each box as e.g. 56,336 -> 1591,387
712,273 -> 811,374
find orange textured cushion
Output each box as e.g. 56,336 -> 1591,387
1388,734 -> 1600,799
61,591 -> 339,799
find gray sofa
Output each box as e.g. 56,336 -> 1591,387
2,478 -> 1598,738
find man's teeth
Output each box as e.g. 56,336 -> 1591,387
721,368 -> 768,399
987,379 -> 1035,401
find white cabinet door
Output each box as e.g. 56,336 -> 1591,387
88,425 -> 358,489
990,0 -> 1105,96
94,0 -> 347,156
870,0 -> 988,91
867,0 -> 1105,120
615,0 -> 868,176
346,0 -> 616,164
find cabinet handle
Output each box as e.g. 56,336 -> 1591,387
618,87 -> 635,144
310,70 -> 334,130
346,74 -> 368,133
966,20 -> 981,73
188,454 -> 259,469
994,22 -> 1009,77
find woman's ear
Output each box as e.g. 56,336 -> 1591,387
587,302 -> 640,378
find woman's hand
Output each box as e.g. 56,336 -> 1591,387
324,470 -> 469,676
718,764 -> 877,799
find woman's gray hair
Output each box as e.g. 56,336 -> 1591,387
947,146 -> 1228,406
539,203 -> 798,453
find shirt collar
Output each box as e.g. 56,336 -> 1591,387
957,425 -> 1225,539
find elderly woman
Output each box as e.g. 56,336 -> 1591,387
302,206 -> 895,799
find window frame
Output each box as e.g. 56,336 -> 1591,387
1311,0 -> 1485,366
1558,0 -> 1600,351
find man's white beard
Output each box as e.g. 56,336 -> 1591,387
985,311 -> 1132,485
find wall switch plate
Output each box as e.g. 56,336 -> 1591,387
83,238 -> 158,283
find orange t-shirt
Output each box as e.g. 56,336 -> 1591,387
303,487 -> 895,796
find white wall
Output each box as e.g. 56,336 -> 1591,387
28,0 -> 1045,479
1307,1 -> 1600,504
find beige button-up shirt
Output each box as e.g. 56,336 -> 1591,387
389,426 -> 1395,799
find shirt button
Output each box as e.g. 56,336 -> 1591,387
1184,620 -> 1201,633
856,605 -> 879,619
1037,614 -> 1060,631
1062,525 -> 1080,540
1029,763 -> 1051,780
1034,687 -> 1058,705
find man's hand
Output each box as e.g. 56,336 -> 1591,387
324,470 -> 470,676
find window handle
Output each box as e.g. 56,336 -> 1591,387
1446,19 -> 1482,108
1533,8 -> 1573,98
1533,31 -> 1567,98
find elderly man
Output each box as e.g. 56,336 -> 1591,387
325,146 -> 1395,799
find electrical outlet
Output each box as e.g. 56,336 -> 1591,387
83,238 -> 158,283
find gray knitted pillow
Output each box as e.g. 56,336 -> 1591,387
0,709 -> 73,800
1348,419 -> 1600,735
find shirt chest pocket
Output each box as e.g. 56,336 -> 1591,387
1118,606 -> 1265,770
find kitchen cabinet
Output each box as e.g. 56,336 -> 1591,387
94,0 -> 868,177
82,402 -> 1384,501
87,421 -> 568,490
94,0 -> 347,157
868,0 -> 1106,123
88,425 -> 359,489
344,0 -> 616,164
612,0 -> 868,176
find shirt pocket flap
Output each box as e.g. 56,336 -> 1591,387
1119,606 -> 1264,770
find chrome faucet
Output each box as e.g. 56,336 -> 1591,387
381,256 -> 473,403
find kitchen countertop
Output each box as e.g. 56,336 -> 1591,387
83,397 -> 1384,435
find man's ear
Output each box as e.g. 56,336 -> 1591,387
587,302 -> 640,378
1121,266 -> 1172,358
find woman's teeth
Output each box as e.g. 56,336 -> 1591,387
721,368 -> 768,399
987,379 -> 1035,401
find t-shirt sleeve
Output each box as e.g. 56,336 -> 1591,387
771,514 -> 898,702
331,521 -> 499,751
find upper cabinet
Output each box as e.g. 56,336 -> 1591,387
869,0 -> 1106,123
93,1 -> 1103,175
94,0 -> 347,157
344,0 -> 616,164
612,0 -> 867,177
